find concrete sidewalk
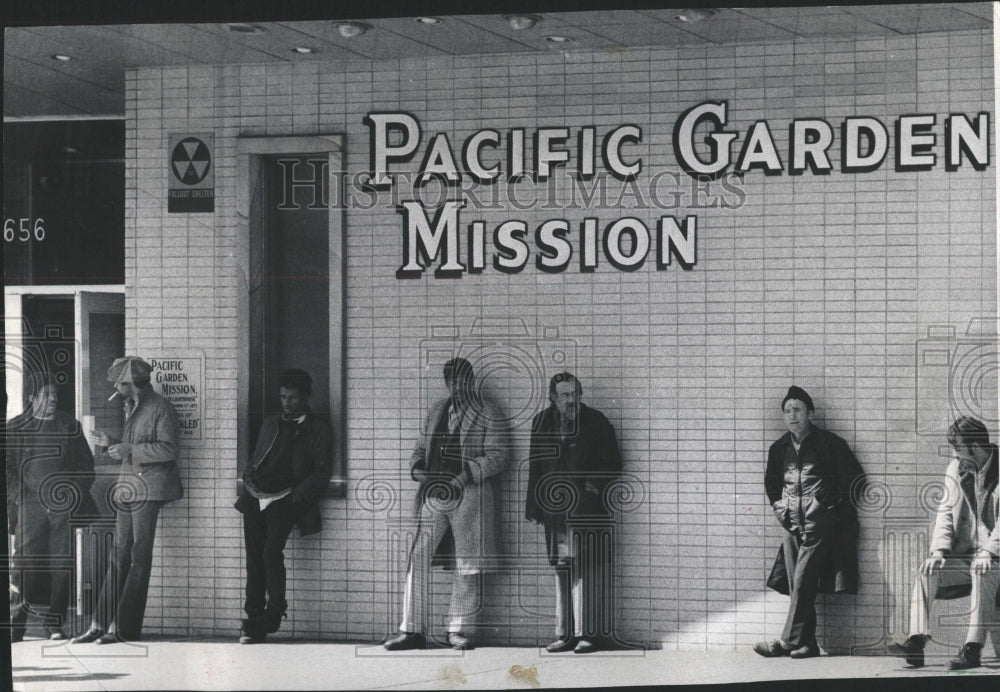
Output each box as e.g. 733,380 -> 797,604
8,636 -> 1000,691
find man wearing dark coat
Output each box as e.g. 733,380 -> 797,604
754,385 -> 865,659
384,358 -> 507,651
234,369 -> 333,644
8,374 -> 98,642
526,372 -> 622,654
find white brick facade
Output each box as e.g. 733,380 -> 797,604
125,29 -> 996,649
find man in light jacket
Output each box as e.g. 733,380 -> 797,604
72,356 -> 183,645
384,358 -> 507,651
889,416 -> 1000,670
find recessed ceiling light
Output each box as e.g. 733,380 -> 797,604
336,21 -> 371,38
674,8 -> 720,22
415,17 -> 443,25
51,54 -> 72,62
505,14 -> 542,31
225,23 -> 268,34
544,35 -> 573,43
292,46 -> 315,54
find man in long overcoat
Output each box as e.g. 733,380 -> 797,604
754,385 -> 865,659
888,416 -> 1000,670
526,372 -> 622,654
384,358 -> 507,650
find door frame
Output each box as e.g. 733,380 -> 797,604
3,284 -> 125,433
235,135 -> 346,496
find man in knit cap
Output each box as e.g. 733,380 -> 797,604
753,385 -> 865,659
72,356 -> 183,645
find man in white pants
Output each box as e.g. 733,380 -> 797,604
888,416 -> 1000,670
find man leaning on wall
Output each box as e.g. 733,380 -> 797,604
754,385 -> 866,659
235,369 -> 333,644
888,416 -> 1000,670
72,356 -> 183,645
384,358 -> 507,651
526,372 -> 622,654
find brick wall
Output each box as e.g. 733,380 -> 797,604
125,29 -> 996,648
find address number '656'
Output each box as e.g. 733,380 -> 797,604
4,218 -> 45,242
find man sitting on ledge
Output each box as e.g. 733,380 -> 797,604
888,416 -> 1000,670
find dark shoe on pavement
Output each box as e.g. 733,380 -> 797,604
262,608 -> 287,634
70,628 -> 105,644
11,630 -> 25,643
790,644 -> 820,659
47,628 -> 67,641
753,640 -> 791,658
948,643 -> 982,671
447,632 -> 472,650
239,619 -> 267,644
383,631 -> 426,651
574,638 -> 598,654
545,637 -> 578,653
887,635 -> 927,667
95,632 -> 126,645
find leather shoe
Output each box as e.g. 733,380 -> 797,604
790,644 -> 820,659
574,638 -> 598,654
47,628 -> 67,641
948,643 -> 982,670
95,632 -> 126,645
262,609 -> 286,634
545,637 -> 578,653
752,640 -> 791,657
71,628 -> 105,644
887,635 -> 927,667
383,631 -> 426,651
447,632 -> 471,650
240,619 -> 267,644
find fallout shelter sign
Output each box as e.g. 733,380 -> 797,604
168,133 -> 214,213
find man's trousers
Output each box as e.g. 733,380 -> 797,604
553,524 -> 615,641
399,493 -> 481,636
781,530 -> 834,648
93,499 -> 164,639
9,502 -> 73,635
908,556 -> 1000,651
242,495 -> 298,619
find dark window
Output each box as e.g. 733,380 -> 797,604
3,120 -> 124,285
249,155 -> 331,447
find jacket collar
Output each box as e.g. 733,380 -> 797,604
536,403 -> 592,434
956,443 -> 998,510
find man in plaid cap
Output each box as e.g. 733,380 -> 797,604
72,356 -> 183,645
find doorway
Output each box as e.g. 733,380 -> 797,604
236,136 -> 346,495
